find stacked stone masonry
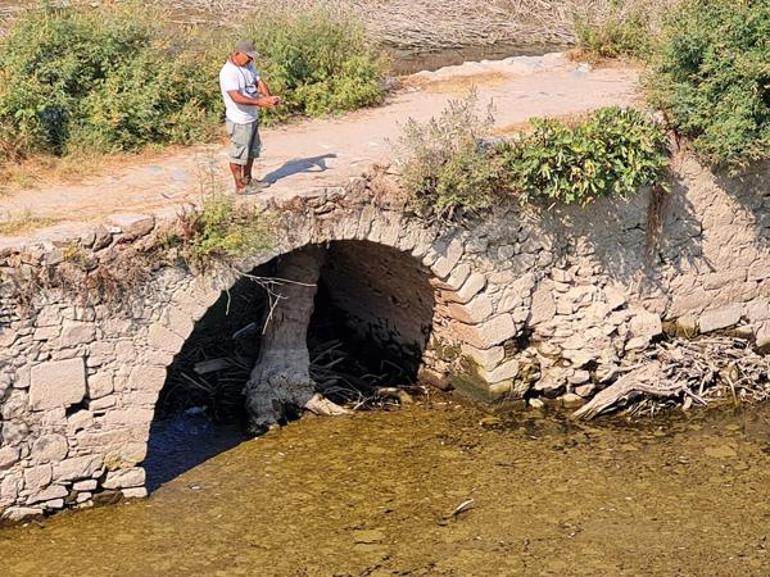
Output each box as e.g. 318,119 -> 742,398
0,153 -> 769,521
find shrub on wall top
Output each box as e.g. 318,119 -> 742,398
499,107 -> 670,206
646,0 -> 770,172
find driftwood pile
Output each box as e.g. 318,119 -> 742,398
574,336 -> 770,420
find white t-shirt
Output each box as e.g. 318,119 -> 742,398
219,60 -> 261,124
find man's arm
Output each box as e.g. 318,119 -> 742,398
257,78 -> 272,97
227,89 -> 278,108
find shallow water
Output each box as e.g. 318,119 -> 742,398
2,399 -> 770,576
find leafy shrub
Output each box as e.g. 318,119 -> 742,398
646,0 -> 770,172
394,91 -> 504,220
396,95 -> 669,216
0,3 -> 221,159
499,107 -> 670,205
243,4 -> 386,123
173,194 -> 273,267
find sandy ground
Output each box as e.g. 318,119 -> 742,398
0,53 -> 639,245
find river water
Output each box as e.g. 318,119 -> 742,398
2,398 -> 770,576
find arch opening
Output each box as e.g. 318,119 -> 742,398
144,240 -> 437,489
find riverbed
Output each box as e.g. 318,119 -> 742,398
1,399 -> 770,576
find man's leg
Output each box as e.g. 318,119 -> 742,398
229,162 -> 246,192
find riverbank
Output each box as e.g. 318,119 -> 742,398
1,399 -> 769,576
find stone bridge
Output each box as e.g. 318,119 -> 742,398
1,154 -> 769,522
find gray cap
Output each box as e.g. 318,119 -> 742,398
234,39 -> 258,59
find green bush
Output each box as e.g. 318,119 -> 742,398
243,4 -> 386,123
0,3 -> 221,159
396,96 -> 669,216
499,107 -> 670,205
646,0 -> 770,172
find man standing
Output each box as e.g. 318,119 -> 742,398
219,40 -> 280,194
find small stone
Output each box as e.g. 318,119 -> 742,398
53,455 -> 104,482
448,272 -> 486,304
629,310 -> 663,339
146,324 -> 185,356
0,446 -> 20,469
102,467 -> 146,489
23,465 -> 52,490
574,384 -> 596,398
603,285 -> 627,311
31,434 -> 69,464
30,358 -> 87,411
479,359 -> 520,384
1,507 -> 44,523
109,214 -> 155,240
73,480 -> 98,491
121,487 -> 148,500
60,321 -> 96,348
87,372 -> 114,400
755,322 -> 770,352
625,336 -> 650,351
42,499 -> 65,510
699,304 -> 744,334
27,484 -> 68,504
76,492 -> 93,503
560,393 -> 586,409
568,370 -> 591,385
479,416 -> 502,427
353,529 -> 385,544
67,409 -> 94,434
528,398 -> 545,409
447,294 -> 493,324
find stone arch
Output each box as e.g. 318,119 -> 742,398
0,202 -> 527,517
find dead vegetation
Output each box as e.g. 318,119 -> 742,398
574,336 -> 770,420
1,0 -> 670,50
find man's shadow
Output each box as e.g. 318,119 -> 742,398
263,153 -> 337,184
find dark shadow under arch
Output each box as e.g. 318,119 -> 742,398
144,240 -> 436,491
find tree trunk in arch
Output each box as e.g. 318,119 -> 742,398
244,245 -> 347,433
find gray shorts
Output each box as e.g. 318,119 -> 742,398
226,120 -> 261,165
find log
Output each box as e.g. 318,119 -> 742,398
571,362 -> 682,420
243,246 -> 348,432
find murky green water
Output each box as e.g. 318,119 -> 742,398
2,399 -> 770,576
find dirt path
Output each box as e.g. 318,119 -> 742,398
0,54 -> 639,245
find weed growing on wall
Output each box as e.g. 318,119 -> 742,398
646,0 -> 770,172
170,195 -> 274,268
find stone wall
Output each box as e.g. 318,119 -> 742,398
0,153 -> 768,522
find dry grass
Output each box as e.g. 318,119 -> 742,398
0,210 -> 59,235
1,0 -> 671,49
0,142 -> 221,195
